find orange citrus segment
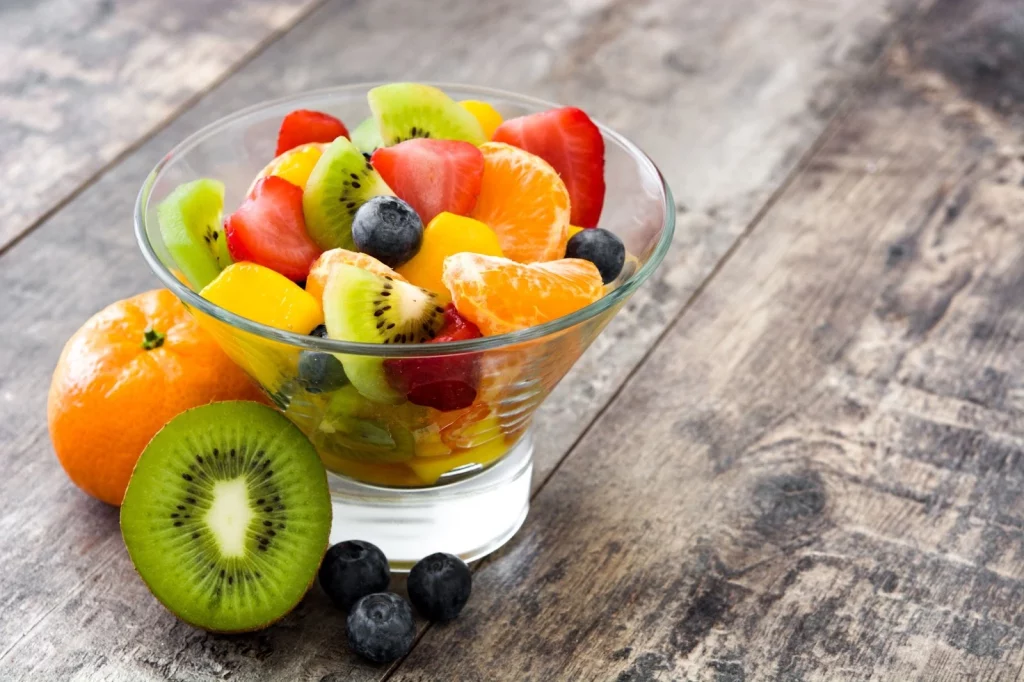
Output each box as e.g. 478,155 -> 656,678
442,253 -> 603,336
470,142 -> 570,263
305,248 -> 406,302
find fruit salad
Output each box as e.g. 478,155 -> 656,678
156,83 -> 630,488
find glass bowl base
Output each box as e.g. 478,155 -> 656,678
326,429 -> 534,570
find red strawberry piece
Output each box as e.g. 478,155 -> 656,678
371,139 -> 484,224
492,106 -> 605,228
225,176 -> 323,281
275,109 -> 349,156
383,305 -> 483,412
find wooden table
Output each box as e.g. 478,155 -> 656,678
3,0 -> 1024,679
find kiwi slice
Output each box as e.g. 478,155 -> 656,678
316,386 -> 415,463
351,117 -> 383,154
303,137 -> 394,251
157,179 -> 232,289
323,263 -> 445,404
120,401 -> 331,633
368,83 -> 486,147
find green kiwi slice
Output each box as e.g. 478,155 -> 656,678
351,117 -> 383,154
368,83 -> 486,146
157,178 -> 232,289
316,386 -> 415,463
323,263 -> 445,404
302,137 -> 394,250
120,401 -> 331,633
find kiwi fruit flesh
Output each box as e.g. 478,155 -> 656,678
315,386 -> 416,463
157,178 -> 232,289
120,401 -> 331,633
351,117 -> 383,155
303,137 -> 394,251
323,263 -> 445,404
368,83 -> 486,147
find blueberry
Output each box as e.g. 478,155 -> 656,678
298,351 -> 348,393
346,592 -> 415,663
319,540 -> 391,611
407,552 -> 472,622
351,196 -> 423,267
565,228 -> 625,284
309,324 -> 329,338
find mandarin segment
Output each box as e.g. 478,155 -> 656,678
470,142 -> 570,264
306,248 -> 406,303
441,253 -> 603,336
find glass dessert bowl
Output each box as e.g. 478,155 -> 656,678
135,83 -> 674,567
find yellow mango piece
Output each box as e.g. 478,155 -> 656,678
408,436 -> 509,485
249,143 -> 325,193
397,212 -> 503,303
201,262 -> 323,332
413,423 -> 453,458
322,454 -> 423,488
459,100 -> 503,140
568,225 -> 585,239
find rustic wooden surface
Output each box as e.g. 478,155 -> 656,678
0,0 -> 317,251
1,0 -> 1022,679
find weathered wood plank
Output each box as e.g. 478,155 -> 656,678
0,0 -> 916,679
0,0 -> 317,251
393,1 -> 1024,679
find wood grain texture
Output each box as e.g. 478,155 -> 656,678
0,0 -> 316,251
393,1 -> 1024,679
0,0 -> 923,680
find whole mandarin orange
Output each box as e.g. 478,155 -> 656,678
47,289 -> 265,506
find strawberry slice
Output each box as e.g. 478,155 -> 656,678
225,176 -> 323,282
276,109 -> 349,156
492,107 -> 605,228
371,139 -> 484,224
383,305 -> 483,412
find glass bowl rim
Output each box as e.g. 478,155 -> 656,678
134,82 -> 676,358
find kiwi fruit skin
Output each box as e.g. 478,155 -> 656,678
351,117 -> 383,154
368,83 -> 486,147
323,264 -> 445,404
303,137 -> 394,251
157,178 -> 232,290
120,401 -> 331,633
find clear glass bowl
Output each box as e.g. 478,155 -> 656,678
135,83 -> 673,565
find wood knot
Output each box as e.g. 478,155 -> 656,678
752,471 -> 827,539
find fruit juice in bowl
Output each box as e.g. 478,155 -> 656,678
135,82 -> 674,567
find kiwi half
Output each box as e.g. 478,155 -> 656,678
157,178 -> 232,289
351,117 -> 383,155
323,263 -> 445,404
368,83 -> 486,147
120,401 -> 331,633
303,137 -> 394,250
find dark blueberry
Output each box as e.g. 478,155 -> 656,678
319,540 -> 390,611
267,383 -> 293,410
309,324 -> 329,338
346,592 -> 415,663
298,351 -> 348,393
407,552 -> 471,622
351,196 -> 423,267
565,228 -> 626,284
